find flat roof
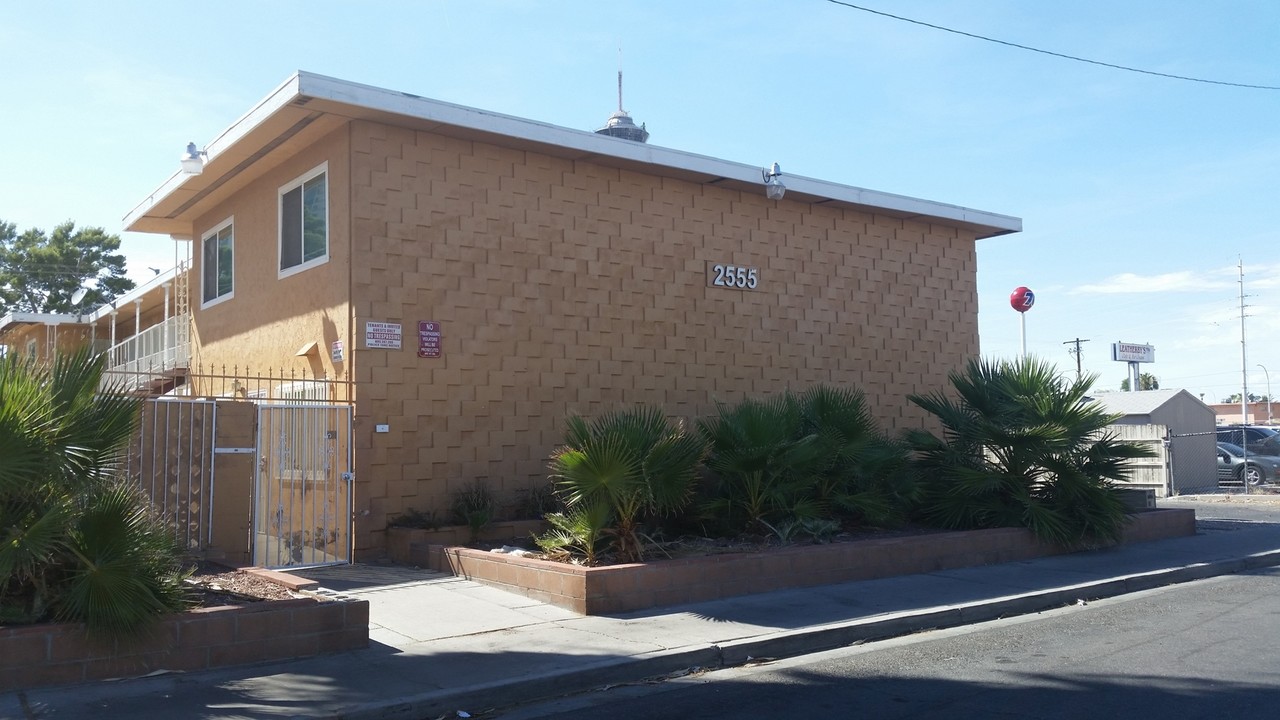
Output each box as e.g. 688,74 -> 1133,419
125,71 -> 1022,239
0,312 -> 80,335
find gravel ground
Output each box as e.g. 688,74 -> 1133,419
186,563 -> 300,607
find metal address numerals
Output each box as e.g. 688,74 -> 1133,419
709,263 -> 759,290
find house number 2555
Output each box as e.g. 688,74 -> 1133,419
708,263 -> 760,290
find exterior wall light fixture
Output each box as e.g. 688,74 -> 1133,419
180,142 -> 207,175
762,162 -> 785,200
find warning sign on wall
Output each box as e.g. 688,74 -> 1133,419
365,321 -> 402,350
418,321 -> 442,358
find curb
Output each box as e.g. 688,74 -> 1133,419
330,548 -> 1280,719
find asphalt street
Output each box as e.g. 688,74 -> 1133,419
499,567 -> 1280,719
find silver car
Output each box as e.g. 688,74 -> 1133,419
1216,442 -> 1280,486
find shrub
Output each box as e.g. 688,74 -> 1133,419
450,480 -> 497,542
907,357 -> 1152,547
0,349 -> 190,635
698,386 -> 911,535
545,406 -> 705,563
387,507 -> 442,530
697,393 -> 825,534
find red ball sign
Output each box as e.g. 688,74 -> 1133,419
1010,286 -> 1035,313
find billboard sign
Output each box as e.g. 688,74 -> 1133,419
1112,342 -> 1155,363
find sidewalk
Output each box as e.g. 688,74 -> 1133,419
5,497 -> 1280,720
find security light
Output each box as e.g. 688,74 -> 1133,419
180,142 -> 206,175
762,162 -> 785,200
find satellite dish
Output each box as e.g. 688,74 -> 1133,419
71,288 -> 88,305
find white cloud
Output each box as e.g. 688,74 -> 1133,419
1070,271 -> 1230,295
1070,264 -> 1280,296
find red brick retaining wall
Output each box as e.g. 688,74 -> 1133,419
425,509 -> 1197,615
0,596 -> 369,692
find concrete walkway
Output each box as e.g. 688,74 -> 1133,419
4,495 -> 1280,720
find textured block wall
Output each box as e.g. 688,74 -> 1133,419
347,120 -> 979,557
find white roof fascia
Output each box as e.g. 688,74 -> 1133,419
297,72 -> 1023,235
125,70 -> 1021,236
82,265 -> 184,323
0,312 -> 80,334
122,74 -> 305,230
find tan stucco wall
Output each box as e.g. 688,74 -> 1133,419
187,126 -> 352,387
0,323 -> 93,363
346,120 -> 979,557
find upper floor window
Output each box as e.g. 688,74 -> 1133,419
201,219 -> 234,306
279,163 -> 328,277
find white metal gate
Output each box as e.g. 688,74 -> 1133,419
253,404 -> 353,568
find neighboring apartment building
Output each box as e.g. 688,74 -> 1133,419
123,71 -> 1022,559
0,266 -> 190,393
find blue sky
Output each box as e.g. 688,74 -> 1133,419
3,1 -> 1278,402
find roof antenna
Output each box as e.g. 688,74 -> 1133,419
617,45 -> 625,113
596,47 -> 649,143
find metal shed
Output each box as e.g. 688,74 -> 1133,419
1092,389 -> 1218,496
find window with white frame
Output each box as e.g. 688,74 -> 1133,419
26,339 -> 37,360
279,164 -> 328,276
201,219 -> 234,305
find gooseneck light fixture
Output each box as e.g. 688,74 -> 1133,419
180,142 -> 207,175
762,162 -> 785,200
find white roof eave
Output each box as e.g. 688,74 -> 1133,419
125,71 -> 1022,238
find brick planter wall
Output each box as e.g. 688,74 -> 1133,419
430,508 -> 1197,615
0,595 -> 369,692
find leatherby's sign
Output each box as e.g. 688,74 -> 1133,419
1112,342 -> 1155,363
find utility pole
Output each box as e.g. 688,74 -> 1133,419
1063,338 -> 1090,381
1239,258 -> 1250,494
1260,364 -> 1272,425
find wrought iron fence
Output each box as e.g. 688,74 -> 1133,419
102,362 -> 354,404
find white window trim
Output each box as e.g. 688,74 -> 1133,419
277,161 -> 330,280
200,216 -> 235,309
276,379 -> 329,402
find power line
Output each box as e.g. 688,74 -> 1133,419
825,0 -> 1280,91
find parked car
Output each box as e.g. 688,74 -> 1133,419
1215,425 -> 1280,456
1216,442 -> 1280,486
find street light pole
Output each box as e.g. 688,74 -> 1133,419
1260,364 -> 1273,425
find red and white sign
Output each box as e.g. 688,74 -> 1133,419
418,321 -> 442,358
1009,286 -> 1035,313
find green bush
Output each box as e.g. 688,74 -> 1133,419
698,386 -> 911,537
450,479 -> 497,542
907,357 -> 1152,547
0,349 -> 190,635
545,406 -> 705,563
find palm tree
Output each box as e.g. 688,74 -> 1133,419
1119,373 -> 1159,391
907,357 -> 1152,547
0,349 -> 190,634
548,406 -> 705,563
699,386 -> 911,536
796,385 -> 913,526
698,393 -> 826,534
